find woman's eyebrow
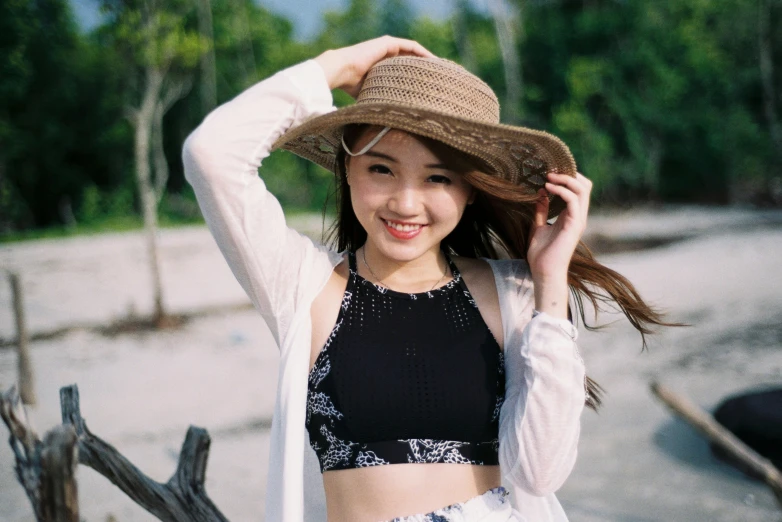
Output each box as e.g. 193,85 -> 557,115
425,162 -> 451,170
364,150 -> 451,170
364,150 -> 398,163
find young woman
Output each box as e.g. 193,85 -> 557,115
183,36 -> 665,522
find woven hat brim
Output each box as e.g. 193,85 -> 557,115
271,103 -> 578,218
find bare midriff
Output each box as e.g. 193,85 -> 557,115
322,463 -> 501,522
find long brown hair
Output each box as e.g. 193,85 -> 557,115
325,125 -> 677,410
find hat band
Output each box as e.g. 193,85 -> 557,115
341,126 -> 392,156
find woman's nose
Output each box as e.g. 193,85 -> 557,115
387,185 -> 422,215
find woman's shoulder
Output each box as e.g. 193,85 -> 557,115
476,256 -> 531,283
451,255 -> 504,347
453,255 -> 529,278
452,255 -> 532,298
451,255 -> 492,277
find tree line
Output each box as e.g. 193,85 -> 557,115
1,0 -> 780,238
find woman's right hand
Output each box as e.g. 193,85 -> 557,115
315,36 -> 434,98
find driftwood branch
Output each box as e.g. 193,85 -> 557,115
0,387 -> 79,521
2,384 -> 230,522
40,426 -> 79,522
650,381 -> 782,509
59,385 -> 229,522
1,386 -> 42,516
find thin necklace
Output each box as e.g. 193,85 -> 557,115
361,248 -> 450,292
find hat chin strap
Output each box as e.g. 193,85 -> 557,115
341,126 -> 392,156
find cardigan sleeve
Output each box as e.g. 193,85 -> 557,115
181,60 -> 337,347
495,260 -> 586,497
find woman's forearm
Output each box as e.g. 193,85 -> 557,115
532,275 -> 570,320
499,311 -> 586,496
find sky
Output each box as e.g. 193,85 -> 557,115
67,0 -> 489,40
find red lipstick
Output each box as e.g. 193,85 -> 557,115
382,218 -> 425,240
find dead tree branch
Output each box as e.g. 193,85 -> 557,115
1,384 -> 230,522
40,426 -> 79,522
0,387 -> 79,521
651,381 -> 782,509
1,386 -> 42,516
59,385 -> 229,522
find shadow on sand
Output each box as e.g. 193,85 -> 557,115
652,417 -> 760,483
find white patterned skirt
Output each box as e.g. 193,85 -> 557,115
385,487 -> 523,522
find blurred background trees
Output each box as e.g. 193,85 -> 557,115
96,0 -> 208,322
1,0 -> 780,239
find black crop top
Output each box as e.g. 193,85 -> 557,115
306,249 -> 505,472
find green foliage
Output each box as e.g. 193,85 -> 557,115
520,0 -> 780,203
107,5 -> 205,68
1,0 -> 132,232
204,0 -> 309,91
410,17 -> 458,61
381,0 -> 415,39
76,184 -> 135,225
318,0 -> 380,48
0,0 -> 34,143
2,0 -> 781,240
261,150 -> 336,214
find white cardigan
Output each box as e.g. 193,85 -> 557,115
182,59 -> 586,522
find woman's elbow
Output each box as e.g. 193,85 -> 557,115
500,434 -> 579,497
181,129 -> 211,184
507,453 -> 578,497
522,467 -> 573,496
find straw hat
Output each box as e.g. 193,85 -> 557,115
271,55 -> 577,216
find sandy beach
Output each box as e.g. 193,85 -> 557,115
1,206 -> 781,522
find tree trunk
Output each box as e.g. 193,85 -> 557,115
488,0 -> 524,123
644,134 -> 663,199
152,76 -> 194,205
195,0 -> 217,114
759,0 -> 782,166
134,65 -> 166,324
234,0 -> 257,82
151,101 -> 169,203
452,0 -> 477,72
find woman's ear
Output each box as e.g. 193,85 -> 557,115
467,188 -> 476,205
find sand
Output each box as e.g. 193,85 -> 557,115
1,206 -> 781,522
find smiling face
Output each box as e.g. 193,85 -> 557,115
345,126 -> 476,264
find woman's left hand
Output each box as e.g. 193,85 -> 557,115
526,172 -> 592,318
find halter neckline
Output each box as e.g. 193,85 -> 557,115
348,249 -> 465,300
